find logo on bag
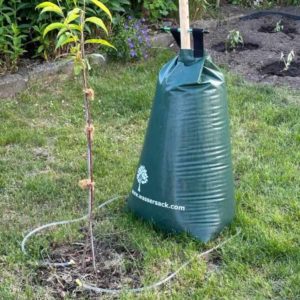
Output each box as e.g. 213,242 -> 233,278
136,165 -> 148,192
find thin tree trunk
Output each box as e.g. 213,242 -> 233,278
80,9 -> 96,272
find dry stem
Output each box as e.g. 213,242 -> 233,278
79,8 -> 96,272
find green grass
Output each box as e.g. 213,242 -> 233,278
0,50 -> 299,299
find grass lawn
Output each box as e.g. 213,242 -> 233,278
0,50 -> 299,299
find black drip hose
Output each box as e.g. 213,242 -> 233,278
240,11 -> 300,21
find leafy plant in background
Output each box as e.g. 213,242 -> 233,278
31,23 -> 56,60
130,0 -> 177,21
0,0 -> 47,71
0,0 -> 27,72
280,49 -> 295,71
4,23 -> 27,71
0,0 -> 126,73
37,0 -> 114,271
226,30 -> 244,52
0,1 -> 8,73
189,0 -> 209,20
101,0 -> 131,25
105,16 -> 151,62
143,0 -> 177,20
274,19 -> 284,32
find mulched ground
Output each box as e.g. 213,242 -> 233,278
198,7 -> 300,89
35,234 -> 143,299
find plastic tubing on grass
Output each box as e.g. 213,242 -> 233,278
21,195 -> 241,294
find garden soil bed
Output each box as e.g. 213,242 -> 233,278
261,61 -> 300,77
201,7 -> 300,89
35,234 -> 143,299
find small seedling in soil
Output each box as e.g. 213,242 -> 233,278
226,30 -> 244,52
280,50 -> 295,71
37,0 -> 114,272
274,20 -> 284,33
258,19 -> 297,37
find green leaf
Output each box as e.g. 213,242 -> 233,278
37,45 -> 44,53
85,17 -> 108,35
40,7 -> 64,16
65,8 -> 80,24
57,27 -> 68,37
56,34 -> 78,49
85,39 -> 115,49
56,34 -> 68,49
69,24 -> 82,32
90,0 -> 112,21
57,24 -> 81,37
62,37 -> 78,47
43,22 -> 66,37
36,2 -> 64,16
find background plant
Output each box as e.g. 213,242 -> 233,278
274,19 -> 284,32
0,0 -> 126,73
226,29 -> 244,51
130,0 -> 177,21
31,23 -> 56,60
143,0 -> 177,21
189,0 -> 210,21
0,0 -> 27,73
37,0 -> 114,271
102,0 -> 131,25
280,49 -> 295,71
105,16 -> 151,62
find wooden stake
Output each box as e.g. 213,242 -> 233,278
179,0 -> 191,49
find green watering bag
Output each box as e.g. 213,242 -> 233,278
127,29 -> 235,242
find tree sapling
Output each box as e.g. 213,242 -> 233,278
37,0 -> 115,272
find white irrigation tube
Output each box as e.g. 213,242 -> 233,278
21,195 -> 241,294
77,228 -> 241,294
21,195 -> 122,267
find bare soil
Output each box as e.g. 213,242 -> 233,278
35,234 -> 143,299
212,42 -> 260,52
202,8 -> 300,89
258,22 -> 297,37
261,61 -> 300,77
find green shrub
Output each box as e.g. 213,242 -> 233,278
0,0 -> 27,73
0,0 -> 130,73
143,0 -> 177,21
0,0 -> 60,72
129,0 -> 177,21
189,0 -> 210,21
